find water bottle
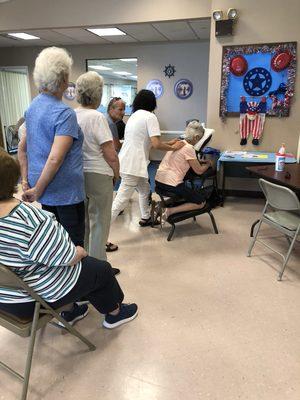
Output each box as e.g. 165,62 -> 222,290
275,143 -> 286,172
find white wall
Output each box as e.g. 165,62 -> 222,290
0,41 -> 210,131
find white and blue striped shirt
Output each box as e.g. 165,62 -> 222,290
0,202 -> 81,303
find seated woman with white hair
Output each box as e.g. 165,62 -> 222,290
155,121 -> 213,218
75,71 -> 119,263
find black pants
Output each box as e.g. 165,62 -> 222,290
0,257 -> 124,319
42,202 -> 85,247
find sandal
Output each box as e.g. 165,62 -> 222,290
138,217 -> 161,227
106,242 -> 119,252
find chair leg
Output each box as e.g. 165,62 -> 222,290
247,218 -> 264,257
21,302 -> 40,400
50,310 -> 96,351
278,227 -> 300,281
208,211 -> 218,234
250,219 -> 260,237
167,224 -> 176,241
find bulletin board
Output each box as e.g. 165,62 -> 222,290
219,42 -> 297,120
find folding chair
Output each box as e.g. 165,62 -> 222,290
0,263 -> 96,400
247,179 -> 300,280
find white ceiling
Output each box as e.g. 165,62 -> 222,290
0,19 -> 210,48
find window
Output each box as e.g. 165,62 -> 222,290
86,58 -> 137,115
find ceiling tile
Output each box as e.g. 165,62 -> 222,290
53,28 -> 109,44
117,24 -> 166,42
188,19 -> 210,39
103,35 -> 138,43
28,29 -> 79,45
152,21 -> 197,41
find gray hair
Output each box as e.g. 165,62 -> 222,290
76,71 -> 104,106
184,121 -> 204,142
33,47 -> 73,93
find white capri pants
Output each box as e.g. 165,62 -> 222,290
111,173 -> 151,223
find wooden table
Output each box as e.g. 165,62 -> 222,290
246,163 -> 300,193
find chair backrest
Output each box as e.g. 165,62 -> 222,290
259,178 -> 300,211
194,128 -> 214,153
0,263 -> 43,304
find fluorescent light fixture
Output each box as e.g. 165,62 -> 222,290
89,65 -> 112,71
120,58 -> 137,62
87,28 -> 126,37
212,10 -> 223,21
7,32 -> 40,40
113,71 -> 132,76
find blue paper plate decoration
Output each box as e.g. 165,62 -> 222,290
63,82 -> 76,101
146,79 -> 164,99
243,67 -> 272,97
174,79 -> 193,99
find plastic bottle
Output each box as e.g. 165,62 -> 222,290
275,143 -> 286,172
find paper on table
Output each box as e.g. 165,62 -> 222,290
241,153 -> 268,159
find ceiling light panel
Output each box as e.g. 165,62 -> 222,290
87,28 -> 126,37
7,32 -> 40,40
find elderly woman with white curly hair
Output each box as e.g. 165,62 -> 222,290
75,71 -> 119,262
155,121 -> 213,218
18,47 -> 89,325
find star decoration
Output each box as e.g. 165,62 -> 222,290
164,64 -> 176,78
243,68 -> 272,96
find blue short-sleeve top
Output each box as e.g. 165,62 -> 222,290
25,93 -> 84,206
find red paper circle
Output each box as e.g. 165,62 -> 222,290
271,51 -> 292,72
230,56 -> 248,76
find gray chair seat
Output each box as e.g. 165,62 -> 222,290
264,210 -> 300,231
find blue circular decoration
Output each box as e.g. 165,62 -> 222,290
174,79 -> 193,99
146,79 -> 164,99
243,68 -> 272,97
63,82 -> 76,101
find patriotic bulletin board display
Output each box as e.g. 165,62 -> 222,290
220,42 -> 297,146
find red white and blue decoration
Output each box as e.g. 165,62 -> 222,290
63,82 -> 76,101
174,79 -> 193,100
243,68 -> 272,97
164,64 -> 176,78
230,55 -> 248,76
220,42 -> 297,120
239,96 -> 267,146
146,79 -> 164,99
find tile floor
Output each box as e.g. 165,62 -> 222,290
0,196 -> 300,400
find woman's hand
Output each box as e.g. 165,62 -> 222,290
22,186 -> 42,203
21,179 -> 30,192
171,141 -> 185,151
69,246 -> 88,265
167,138 -> 181,145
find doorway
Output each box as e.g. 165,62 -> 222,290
0,67 -> 31,153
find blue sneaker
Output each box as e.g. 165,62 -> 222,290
103,303 -> 138,329
58,303 -> 89,327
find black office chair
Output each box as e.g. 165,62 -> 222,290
152,129 -> 220,241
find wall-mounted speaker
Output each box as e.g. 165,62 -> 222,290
215,20 -> 233,37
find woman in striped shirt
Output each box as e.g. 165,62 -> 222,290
0,150 -> 138,329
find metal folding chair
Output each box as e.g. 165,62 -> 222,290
0,263 -> 96,400
247,179 -> 300,280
